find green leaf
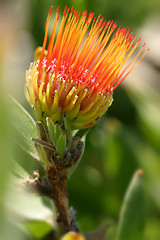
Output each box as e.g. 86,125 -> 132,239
24,220 -> 52,239
55,124 -> 62,143
10,158 -> 29,178
10,97 -> 38,159
63,115 -> 72,147
57,133 -> 66,158
116,169 -> 145,240
6,189 -> 53,225
11,143 -> 44,177
0,218 -> 34,240
34,143 -> 49,166
46,117 -> 57,147
32,138 -> 55,151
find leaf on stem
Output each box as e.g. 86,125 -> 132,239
57,133 -> 66,159
55,124 -> 62,143
46,117 -> 57,147
9,97 -> 38,159
63,115 -> 72,148
24,220 -> 53,239
116,169 -> 145,240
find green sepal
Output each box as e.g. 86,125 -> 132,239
35,122 -> 51,164
31,137 -> 55,151
34,143 -> 49,166
55,124 -> 62,143
63,114 -> 72,148
116,169 -> 145,240
36,121 -> 48,142
46,117 -> 57,147
57,133 -> 66,159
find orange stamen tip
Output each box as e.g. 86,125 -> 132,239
49,6 -> 53,15
57,7 -> 59,13
89,12 -> 94,19
96,22 -> 99,27
112,22 -> 117,30
117,25 -> 121,31
100,18 -> 104,24
93,18 -> 96,23
83,10 -> 87,17
127,29 -> 130,34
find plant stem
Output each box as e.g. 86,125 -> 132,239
47,166 -> 70,234
53,175 -> 70,231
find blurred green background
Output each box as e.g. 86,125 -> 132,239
0,0 -> 160,239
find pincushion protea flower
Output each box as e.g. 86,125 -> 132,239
25,6 -> 149,129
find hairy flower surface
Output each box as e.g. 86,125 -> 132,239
25,6 -> 149,129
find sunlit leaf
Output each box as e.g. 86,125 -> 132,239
10,158 -> 29,178
11,142 -> 43,177
0,218 -> 34,240
24,220 -> 52,239
5,188 -> 54,225
10,97 -> 39,159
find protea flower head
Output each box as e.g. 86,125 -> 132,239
25,6 -> 149,129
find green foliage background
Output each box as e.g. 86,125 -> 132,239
0,0 -> 160,239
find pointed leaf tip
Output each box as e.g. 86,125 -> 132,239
136,169 -> 144,176
116,169 -> 145,240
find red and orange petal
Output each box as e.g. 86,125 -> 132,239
25,6 -> 149,129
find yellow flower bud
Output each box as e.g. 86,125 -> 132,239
61,231 -> 85,240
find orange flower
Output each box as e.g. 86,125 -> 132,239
25,6 -> 149,129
